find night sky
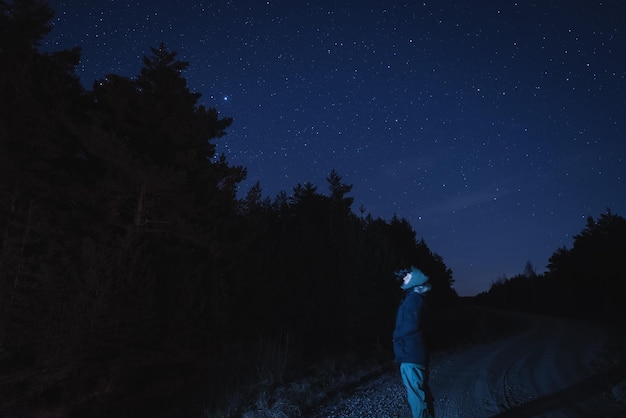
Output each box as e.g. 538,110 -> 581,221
42,1 -> 626,296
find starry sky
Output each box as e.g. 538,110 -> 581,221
42,1 -> 626,296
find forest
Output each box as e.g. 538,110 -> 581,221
1,1 -> 624,416
475,209 -> 626,321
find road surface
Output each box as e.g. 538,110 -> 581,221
311,311 -> 624,417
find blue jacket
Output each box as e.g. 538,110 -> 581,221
392,287 -> 427,366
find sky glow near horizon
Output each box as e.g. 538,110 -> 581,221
43,0 -> 626,296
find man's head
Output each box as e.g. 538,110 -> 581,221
400,266 -> 429,290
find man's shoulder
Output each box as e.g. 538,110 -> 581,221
404,289 -> 424,305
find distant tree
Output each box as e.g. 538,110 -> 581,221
523,261 -> 537,278
566,209 -> 626,317
241,181 -> 264,214
327,168 -> 354,211
479,209 -> 626,320
546,247 -> 572,279
290,181 -> 320,206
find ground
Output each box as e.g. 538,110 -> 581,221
311,311 -> 626,418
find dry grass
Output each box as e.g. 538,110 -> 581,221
201,335 -> 391,418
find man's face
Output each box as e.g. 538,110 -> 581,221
402,272 -> 412,286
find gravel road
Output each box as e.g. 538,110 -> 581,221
310,311 -> 625,418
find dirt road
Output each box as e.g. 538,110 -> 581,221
312,311 -> 624,417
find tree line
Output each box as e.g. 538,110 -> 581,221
0,0 -> 457,384
475,209 -> 626,322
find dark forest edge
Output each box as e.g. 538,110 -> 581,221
0,1 -> 624,416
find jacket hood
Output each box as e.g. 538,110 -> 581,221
400,266 -> 430,290
412,283 -> 432,294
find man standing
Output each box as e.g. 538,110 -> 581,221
393,266 -> 433,418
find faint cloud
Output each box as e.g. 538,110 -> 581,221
423,188 -> 508,215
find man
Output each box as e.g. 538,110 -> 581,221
392,266 -> 433,418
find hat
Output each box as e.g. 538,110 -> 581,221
401,266 -> 429,290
